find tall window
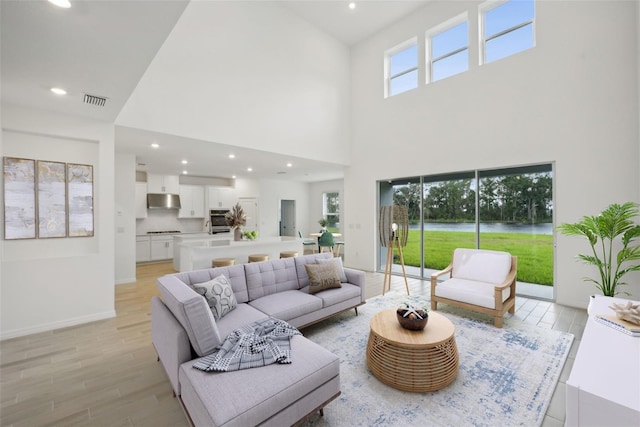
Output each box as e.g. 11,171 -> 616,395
385,38 -> 418,97
427,15 -> 469,83
480,0 -> 535,64
323,192 -> 340,230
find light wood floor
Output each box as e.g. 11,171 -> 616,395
0,262 -> 586,427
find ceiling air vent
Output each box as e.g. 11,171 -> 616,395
83,93 -> 108,107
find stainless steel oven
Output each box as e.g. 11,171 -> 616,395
209,209 -> 230,234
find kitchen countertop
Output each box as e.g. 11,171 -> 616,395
175,236 -> 302,271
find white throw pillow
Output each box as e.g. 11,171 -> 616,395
317,257 -> 348,283
193,275 -> 237,320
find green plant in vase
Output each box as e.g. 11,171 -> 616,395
557,202 -> 640,296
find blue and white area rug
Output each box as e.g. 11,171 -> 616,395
301,291 -> 574,427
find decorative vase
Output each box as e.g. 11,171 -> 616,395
234,228 -> 242,241
396,308 -> 428,331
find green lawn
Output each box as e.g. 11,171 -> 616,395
392,230 -> 554,286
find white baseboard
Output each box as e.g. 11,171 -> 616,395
0,310 -> 116,341
115,277 -> 137,285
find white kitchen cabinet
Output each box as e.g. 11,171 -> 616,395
178,185 -> 205,218
150,235 -> 174,260
147,174 -> 180,194
135,182 -> 148,219
136,236 -> 151,262
207,186 -> 237,210
566,295 -> 640,426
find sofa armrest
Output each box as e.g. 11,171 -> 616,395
151,296 -> 192,396
344,267 -> 366,303
430,264 -> 453,288
493,256 -> 517,310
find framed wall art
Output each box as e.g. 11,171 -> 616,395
3,157 -> 37,240
37,160 -> 67,238
67,163 -> 94,237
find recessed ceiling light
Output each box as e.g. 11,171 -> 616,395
349,2 -> 356,10
50,87 -> 67,95
48,0 -> 71,9
182,170 -> 188,175
247,167 -> 252,172
151,143 -> 159,149
286,162 -> 292,167
181,160 -> 188,164
228,154 -> 235,159
232,175 -> 236,179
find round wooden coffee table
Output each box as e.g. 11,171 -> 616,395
366,308 -> 459,392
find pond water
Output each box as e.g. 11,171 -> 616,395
409,222 -> 553,235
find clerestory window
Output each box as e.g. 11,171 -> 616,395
426,14 -> 469,83
480,0 -> 535,64
384,38 -> 418,98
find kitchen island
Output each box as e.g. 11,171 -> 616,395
172,232 -> 231,271
175,236 -> 303,272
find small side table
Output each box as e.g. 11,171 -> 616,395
366,308 -> 459,392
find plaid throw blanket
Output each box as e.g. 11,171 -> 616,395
193,317 -> 301,373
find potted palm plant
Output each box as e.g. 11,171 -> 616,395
557,202 -> 640,297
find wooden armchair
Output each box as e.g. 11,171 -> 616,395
430,248 -> 517,328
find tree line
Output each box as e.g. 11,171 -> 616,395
392,173 -> 553,223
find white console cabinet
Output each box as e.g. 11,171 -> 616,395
566,295 -> 640,426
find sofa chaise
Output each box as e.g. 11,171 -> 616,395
152,252 -> 366,426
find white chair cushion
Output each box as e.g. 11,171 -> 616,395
434,277 -> 511,310
451,248 -> 511,284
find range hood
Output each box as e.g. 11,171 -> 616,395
147,193 -> 181,209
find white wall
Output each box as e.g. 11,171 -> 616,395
114,153 -> 136,284
235,177 -> 311,239
117,1 -> 351,166
346,0 -> 639,308
1,104 -> 116,339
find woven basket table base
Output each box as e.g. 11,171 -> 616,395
366,309 -> 459,392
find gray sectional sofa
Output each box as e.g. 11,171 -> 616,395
152,252 -> 366,426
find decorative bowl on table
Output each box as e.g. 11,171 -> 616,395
396,304 -> 429,331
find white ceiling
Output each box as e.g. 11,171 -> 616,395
1,0 -> 430,182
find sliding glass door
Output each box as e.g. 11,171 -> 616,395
378,163 -> 554,298
422,172 -> 476,276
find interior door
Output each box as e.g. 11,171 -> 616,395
239,198 -> 258,232
280,199 -> 296,236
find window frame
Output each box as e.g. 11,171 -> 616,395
425,13 -> 469,84
322,191 -> 340,229
479,0 -> 536,65
384,37 -> 419,98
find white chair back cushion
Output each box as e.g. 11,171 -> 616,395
451,248 -> 512,284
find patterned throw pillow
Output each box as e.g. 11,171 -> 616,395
316,257 -> 348,282
193,275 -> 237,320
305,263 -> 342,294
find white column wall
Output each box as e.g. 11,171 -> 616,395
1,104 -> 116,339
114,153 -> 136,285
346,0 -> 639,307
